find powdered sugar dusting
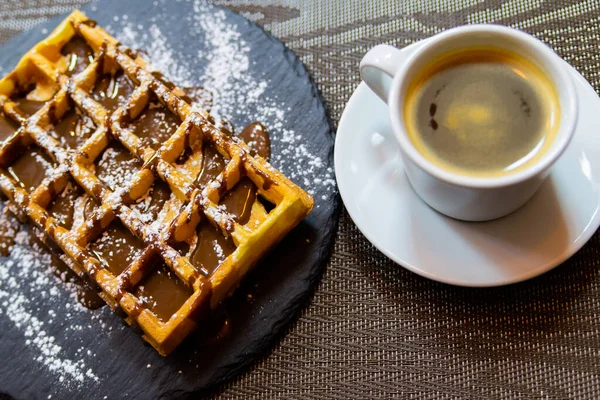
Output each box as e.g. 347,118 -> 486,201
113,1 -> 336,202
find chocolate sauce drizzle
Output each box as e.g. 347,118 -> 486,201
61,36 -> 94,76
11,96 -> 45,117
135,263 -> 193,322
8,147 -> 54,192
129,99 -> 181,150
92,71 -> 134,114
88,220 -> 145,276
0,110 -> 19,143
51,107 -> 96,149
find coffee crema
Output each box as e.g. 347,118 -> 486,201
403,48 -> 560,177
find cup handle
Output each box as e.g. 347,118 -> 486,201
360,44 -> 407,104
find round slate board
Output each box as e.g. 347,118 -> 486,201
0,1 -> 339,398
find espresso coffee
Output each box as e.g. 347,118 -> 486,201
403,48 -> 560,177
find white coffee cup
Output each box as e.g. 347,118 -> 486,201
360,25 -> 577,221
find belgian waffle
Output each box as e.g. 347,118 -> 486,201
0,10 -> 313,356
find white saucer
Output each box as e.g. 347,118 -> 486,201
335,42 -> 600,287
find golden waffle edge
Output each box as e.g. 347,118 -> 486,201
0,10 -> 314,356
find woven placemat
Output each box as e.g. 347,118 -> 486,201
1,1 -> 600,399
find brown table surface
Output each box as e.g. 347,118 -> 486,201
1,1 -> 600,399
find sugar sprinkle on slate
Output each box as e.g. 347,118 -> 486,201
0,228 -> 104,387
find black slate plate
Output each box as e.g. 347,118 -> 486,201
0,1 -> 339,398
